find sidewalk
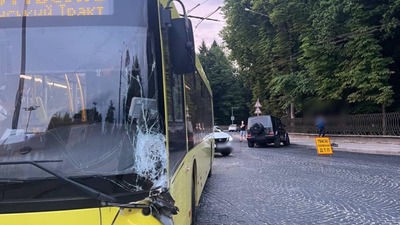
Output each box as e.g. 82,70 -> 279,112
231,133 -> 400,156
290,134 -> 400,156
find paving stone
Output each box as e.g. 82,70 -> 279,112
196,139 -> 400,225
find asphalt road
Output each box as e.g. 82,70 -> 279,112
196,136 -> 400,225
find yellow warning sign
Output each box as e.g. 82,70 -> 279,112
315,137 -> 333,155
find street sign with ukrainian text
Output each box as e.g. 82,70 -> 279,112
315,137 -> 333,155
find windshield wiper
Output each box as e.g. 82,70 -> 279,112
0,179 -> 25,186
0,160 -> 115,203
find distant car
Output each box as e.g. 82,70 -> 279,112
213,131 -> 233,156
247,115 -> 290,148
213,126 -> 222,132
228,124 -> 238,132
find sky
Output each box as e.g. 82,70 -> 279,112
184,0 -> 225,49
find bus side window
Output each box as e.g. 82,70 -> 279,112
166,73 -> 187,174
185,71 -> 212,150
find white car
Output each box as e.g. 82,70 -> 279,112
213,126 -> 222,132
228,124 -> 238,132
213,131 -> 233,156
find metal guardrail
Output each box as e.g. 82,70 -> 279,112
281,112 -> 400,136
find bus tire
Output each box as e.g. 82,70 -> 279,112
191,175 -> 197,224
208,154 -> 213,178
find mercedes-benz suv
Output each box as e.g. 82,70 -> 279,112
247,115 -> 290,148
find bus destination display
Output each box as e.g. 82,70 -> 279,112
0,0 -> 114,17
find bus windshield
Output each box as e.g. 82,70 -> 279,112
0,0 -> 166,197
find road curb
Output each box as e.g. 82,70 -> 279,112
232,133 -> 400,156
289,133 -> 400,139
292,143 -> 400,156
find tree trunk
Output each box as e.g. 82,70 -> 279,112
290,103 -> 295,119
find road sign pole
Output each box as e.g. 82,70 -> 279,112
231,107 -> 238,124
231,107 -> 233,124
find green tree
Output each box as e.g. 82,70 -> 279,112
198,41 -> 250,125
301,0 -> 394,113
222,0 -> 398,116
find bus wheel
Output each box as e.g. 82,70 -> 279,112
208,146 -> 213,178
191,177 -> 197,225
208,160 -> 213,178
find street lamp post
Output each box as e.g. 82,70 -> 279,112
244,7 -> 269,18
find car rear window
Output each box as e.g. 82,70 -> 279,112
248,116 -> 273,128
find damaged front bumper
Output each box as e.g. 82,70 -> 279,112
106,187 -> 179,225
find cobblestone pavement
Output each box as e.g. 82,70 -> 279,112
196,138 -> 400,225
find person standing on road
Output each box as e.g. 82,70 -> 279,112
316,116 -> 326,137
239,121 -> 246,142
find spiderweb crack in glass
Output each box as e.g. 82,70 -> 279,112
128,75 -> 167,190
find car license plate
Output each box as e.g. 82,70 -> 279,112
216,143 -> 225,148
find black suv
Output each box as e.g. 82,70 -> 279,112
247,115 -> 290,148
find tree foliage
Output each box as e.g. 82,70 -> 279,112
222,0 -> 400,116
198,41 -> 250,125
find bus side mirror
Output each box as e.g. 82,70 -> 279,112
168,18 -> 196,74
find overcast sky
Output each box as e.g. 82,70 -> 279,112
184,0 -> 225,49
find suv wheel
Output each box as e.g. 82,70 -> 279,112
248,141 -> 255,148
274,138 -> 281,148
221,152 -> 231,156
283,135 -> 290,146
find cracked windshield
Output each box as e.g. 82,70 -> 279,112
0,0 -> 167,199
0,0 -> 400,225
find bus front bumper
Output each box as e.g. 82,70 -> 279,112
0,190 -> 178,225
0,207 -> 163,225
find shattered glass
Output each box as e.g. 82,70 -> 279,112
0,0 -> 167,201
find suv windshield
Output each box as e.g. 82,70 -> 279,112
0,0 -> 166,198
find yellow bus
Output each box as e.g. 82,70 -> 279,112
0,0 -> 214,224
